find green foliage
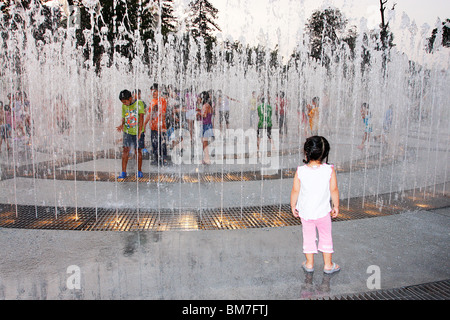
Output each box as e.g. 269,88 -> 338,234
188,0 -> 221,41
74,0 -> 177,67
426,19 -> 450,53
305,7 -> 348,63
187,0 -> 221,69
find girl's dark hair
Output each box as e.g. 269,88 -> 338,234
200,91 -> 210,104
303,136 -> 330,164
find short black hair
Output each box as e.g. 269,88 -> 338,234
312,96 -> 320,105
119,90 -> 132,101
303,135 -> 330,164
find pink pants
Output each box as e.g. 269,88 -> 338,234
300,214 -> 334,254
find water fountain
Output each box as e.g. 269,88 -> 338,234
0,1 -> 448,231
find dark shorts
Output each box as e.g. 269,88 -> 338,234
257,126 -> 272,139
0,124 -> 11,139
123,132 -> 144,149
202,123 -> 214,138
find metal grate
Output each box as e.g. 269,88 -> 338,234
1,145 -> 403,183
0,204 -> 300,231
323,279 -> 450,300
0,183 -> 448,231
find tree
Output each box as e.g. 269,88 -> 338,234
188,0 -> 220,41
157,0 -> 177,37
378,0 -> 395,48
1,0 -> 63,42
0,0 -> 64,76
305,7 -> 348,65
73,0 -> 177,68
426,19 -> 450,53
374,0 -> 395,74
187,0 -> 221,67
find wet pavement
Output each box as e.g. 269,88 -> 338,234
0,206 -> 448,300
0,127 -> 449,300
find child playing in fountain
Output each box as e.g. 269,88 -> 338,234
290,136 -> 340,274
116,89 -> 145,179
197,91 -> 214,165
256,96 -> 274,156
358,102 -> 372,150
143,83 -> 168,166
306,97 -> 319,136
0,101 -> 12,153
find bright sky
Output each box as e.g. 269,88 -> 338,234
196,0 -> 450,58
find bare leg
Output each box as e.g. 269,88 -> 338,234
122,147 -> 130,172
137,148 -> 143,171
304,253 -> 314,270
202,139 -> 210,164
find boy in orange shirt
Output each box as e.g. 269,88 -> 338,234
142,83 -> 168,165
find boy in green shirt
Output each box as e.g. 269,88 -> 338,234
257,97 -> 273,153
116,90 -> 145,179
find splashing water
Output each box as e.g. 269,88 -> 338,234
0,1 -> 448,223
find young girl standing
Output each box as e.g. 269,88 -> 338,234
198,91 -> 214,165
290,136 -> 340,274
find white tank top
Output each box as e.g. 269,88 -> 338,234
296,164 -> 333,221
